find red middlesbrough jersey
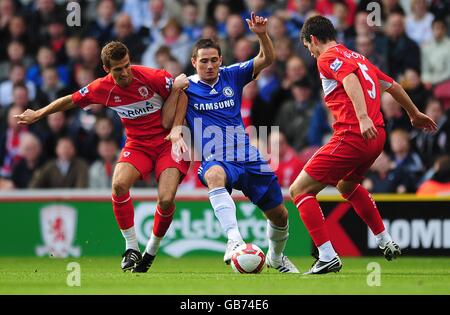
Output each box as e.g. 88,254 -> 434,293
317,44 -> 394,133
72,65 -> 173,141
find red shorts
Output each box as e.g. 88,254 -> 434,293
117,138 -> 189,182
304,127 -> 386,186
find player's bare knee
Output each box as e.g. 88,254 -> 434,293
337,181 -> 357,196
290,181 -> 319,198
289,183 -> 302,199
112,181 -> 129,197
266,206 -> 288,227
273,208 -> 288,227
158,197 -> 175,211
204,167 -> 226,188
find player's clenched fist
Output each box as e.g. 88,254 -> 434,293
173,73 -> 189,91
14,109 -> 39,125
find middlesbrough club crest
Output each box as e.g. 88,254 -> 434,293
35,205 -> 81,258
138,86 -> 149,98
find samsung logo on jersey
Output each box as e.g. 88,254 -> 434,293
194,99 -> 235,111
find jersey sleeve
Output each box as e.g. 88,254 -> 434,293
71,79 -> 100,109
318,54 -> 358,83
373,66 -> 394,90
223,59 -> 255,89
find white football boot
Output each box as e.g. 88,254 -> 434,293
380,240 -> 402,261
223,239 -> 245,265
266,252 -> 300,273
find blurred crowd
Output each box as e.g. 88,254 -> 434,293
0,0 -> 449,195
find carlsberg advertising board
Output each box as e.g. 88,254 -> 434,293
0,200 -> 311,257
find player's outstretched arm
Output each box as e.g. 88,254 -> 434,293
343,73 -> 378,140
246,11 -> 275,77
385,81 -> 438,132
15,94 -> 76,125
161,74 -> 189,129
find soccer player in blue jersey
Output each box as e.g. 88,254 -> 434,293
159,12 -> 299,273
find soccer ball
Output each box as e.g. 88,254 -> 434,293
231,243 -> 266,274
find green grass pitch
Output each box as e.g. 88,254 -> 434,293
0,256 -> 449,294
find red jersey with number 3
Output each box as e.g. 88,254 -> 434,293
317,44 -> 394,133
71,65 -> 173,141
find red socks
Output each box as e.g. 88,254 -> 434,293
342,184 -> 385,235
294,185 -> 385,249
293,194 -> 329,247
112,192 -> 176,239
153,204 -> 175,237
112,192 -> 134,230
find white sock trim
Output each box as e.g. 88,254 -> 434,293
112,196 -> 131,204
268,221 -> 288,231
344,184 -> 361,200
155,207 -> 175,217
208,187 -> 230,200
296,196 -> 315,208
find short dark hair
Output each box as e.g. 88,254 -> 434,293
101,41 -> 129,68
191,38 -> 222,58
13,81 -> 27,91
432,155 -> 450,182
300,15 -> 336,44
10,63 -> 25,72
292,77 -> 312,89
183,0 -> 198,8
56,136 -> 75,148
432,17 -> 447,28
98,137 -> 118,148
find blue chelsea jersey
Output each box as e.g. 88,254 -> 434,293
185,59 -> 260,162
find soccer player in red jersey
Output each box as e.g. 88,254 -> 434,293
289,16 -> 438,274
15,42 -> 190,272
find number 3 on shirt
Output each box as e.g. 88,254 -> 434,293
358,63 -> 376,99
